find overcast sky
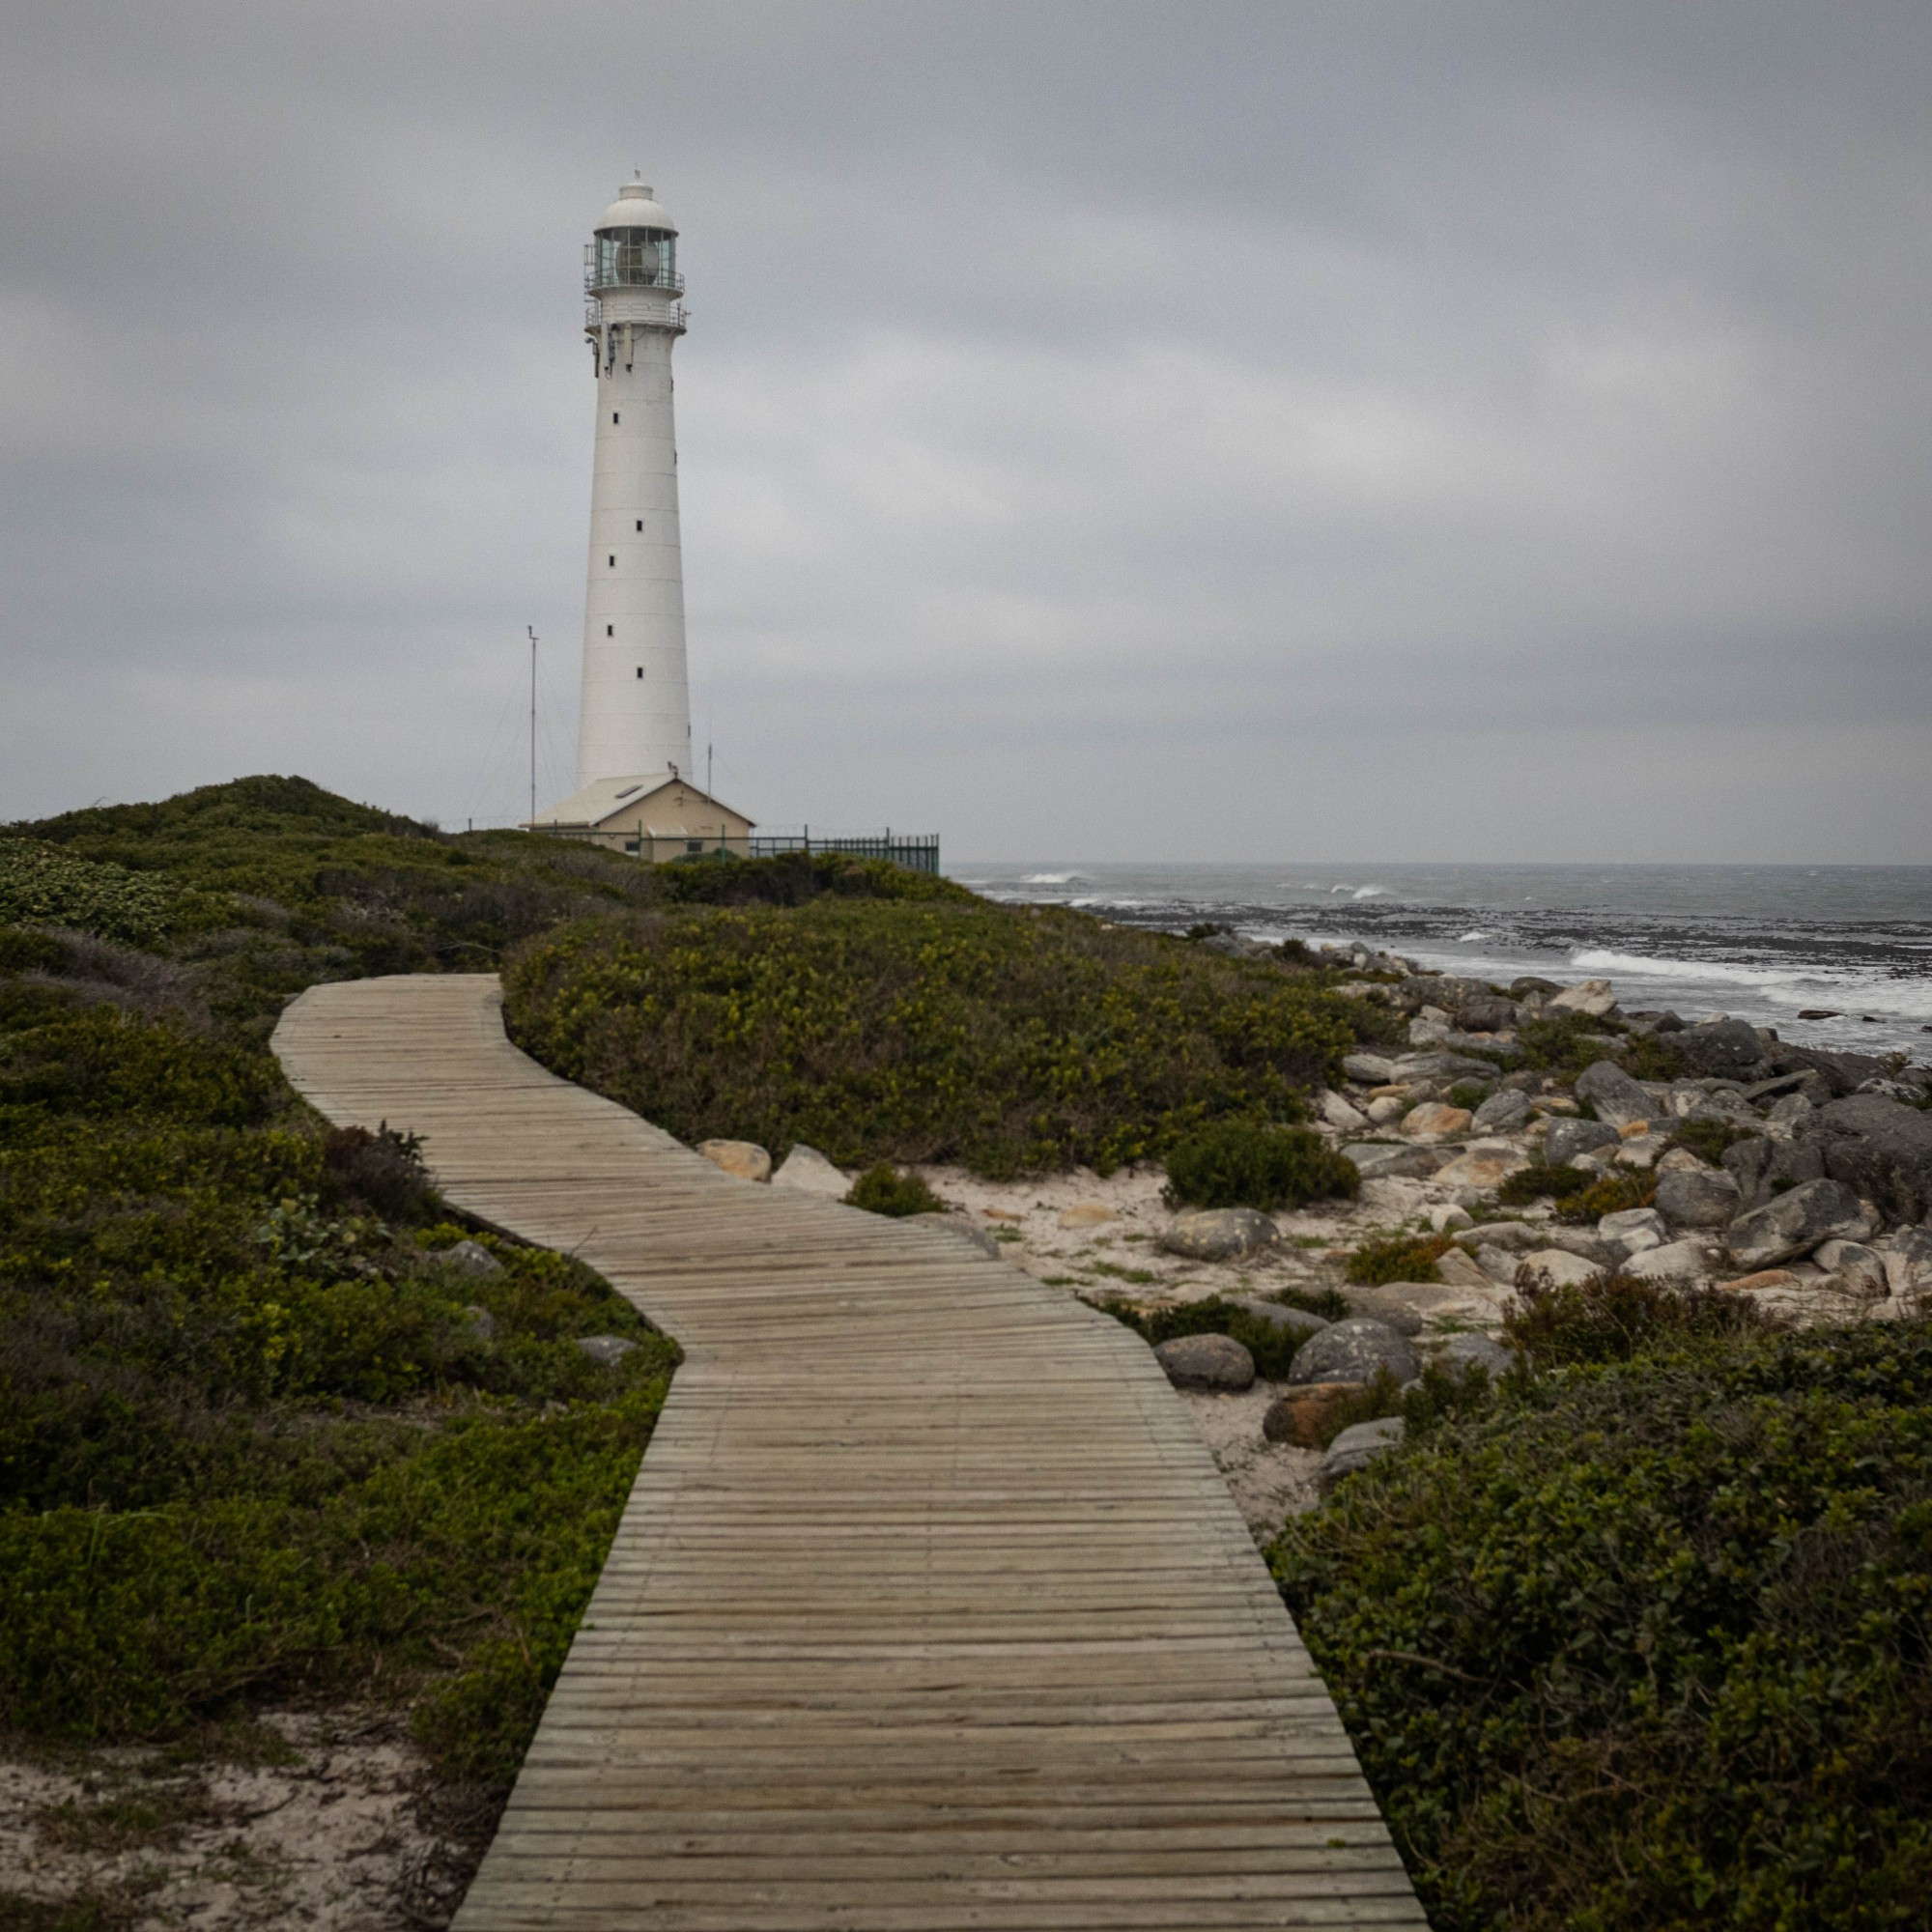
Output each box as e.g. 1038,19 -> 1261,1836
3,2 -> 1929,861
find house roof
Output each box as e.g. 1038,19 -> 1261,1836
525,773 -> 753,832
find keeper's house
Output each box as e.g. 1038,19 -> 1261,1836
528,773 -> 753,861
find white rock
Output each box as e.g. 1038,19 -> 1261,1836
1435,1244 -> 1493,1290
1599,1207 -> 1667,1255
1814,1238 -> 1889,1298
1626,1239 -> 1712,1282
772,1144 -> 851,1197
1320,1089 -> 1370,1131
1366,1095 -> 1407,1125
1429,1203 -> 1474,1234
1518,1249 -> 1603,1288
1548,978 -> 1617,1017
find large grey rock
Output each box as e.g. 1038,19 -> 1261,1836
1230,1296 -> 1331,1343
1667,1019 -> 1772,1079
1343,1052 -> 1397,1084
1471,1088 -> 1533,1132
1599,1206 -> 1668,1255
1154,1332 -> 1256,1392
1546,1117 -> 1622,1165
1802,1094 -> 1932,1225
1393,1051 -> 1501,1085
1458,994 -> 1519,1034
576,1334 -> 638,1367
1343,1142 -> 1446,1180
1319,1089 -> 1370,1131
442,1239 -> 502,1279
1769,1043 -> 1888,1098
1725,1178 -> 1874,1270
1654,1166 -> 1744,1230
1321,1416 -> 1406,1490
1456,1220 -> 1549,1252
1549,978 -> 1618,1017
1813,1238 -> 1888,1298
1431,1332 -> 1516,1377
1723,1134 -> 1823,1209
460,1304 -> 496,1343
773,1144 -> 850,1197
1518,1248 -> 1603,1287
1626,1239 -> 1712,1282
1880,1226 -> 1932,1292
1575,1060 -> 1654,1129
1290,1318 -> 1420,1387
697,1138 -> 773,1182
1336,1289 -> 1427,1335
1158,1208 -> 1280,1262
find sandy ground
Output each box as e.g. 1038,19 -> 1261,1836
0,1712 -> 482,1930
1176,1385 -> 1326,1541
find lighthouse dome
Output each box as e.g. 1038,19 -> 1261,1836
595,182 -> 677,235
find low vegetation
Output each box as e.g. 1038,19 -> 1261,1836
504,899 -> 1392,1179
1098,1292 -> 1348,1378
1346,1231 -> 1451,1286
1274,1279 -> 1932,1931
1162,1121 -> 1360,1211
845,1163 -> 946,1217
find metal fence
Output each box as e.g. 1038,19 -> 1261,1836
748,831 -> 941,874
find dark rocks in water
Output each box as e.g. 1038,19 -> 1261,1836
1797,1009 -> 1842,1021
1154,1332 -> 1256,1392
1803,1094 -> 1932,1225
1290,1318 -> 1420,1387
1725,1179 -> 1872,1270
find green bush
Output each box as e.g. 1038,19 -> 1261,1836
1667,1118 -> 1760,1166
845,1163 -> 945,1216
1346,1232 -> 1450,1285
1100,1293 -> 1345,1379
1503,1268 -> 1772,1370
1270,1316 -> 1932,1930
505,900 -> 1382,1179
1162,1122 -> 1360,1211
0,838 -> 192,946
1555,1170 -> 1656,1223
1495,1159 -> 1599,1206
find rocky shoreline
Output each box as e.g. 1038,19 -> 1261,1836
702,946 -> 1932,1534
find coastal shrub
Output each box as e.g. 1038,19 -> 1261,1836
0,838 -> 191,946
1346,1232 -> 1450,1286
1446,1081 -> 1488,1112
1100,1294 -> 1328,1380
1503,1269 -> 1773,1369
1495,1159 -> 1598,1207
1162,1122 -> 1359,1211
1667,1118 -> 1760,1166
1554,1170 -> 1655,1223
1315,1357 -> 1503,1448
1270,1315 -> 1932,1930
505,899 -> 1381,1179
845,1163 -> 945,1216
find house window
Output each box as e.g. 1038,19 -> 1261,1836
635,667 -> 644,678
609,555 -> 615,566
606,624 -> 613,637
624,838 -> 640,855
686,840 -> 703,854
612,412 -> 620,424
635,519 -> 642,531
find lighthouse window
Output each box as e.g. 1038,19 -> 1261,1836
635,519 -> 642,531
606,625 -> 613,637
609,555 -> 615,566
612,412 -> 619,424
636,667 -> 644,679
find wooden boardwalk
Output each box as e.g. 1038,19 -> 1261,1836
272,975 -> 1424,1931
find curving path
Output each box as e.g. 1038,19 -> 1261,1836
272,975 -> 1424,1931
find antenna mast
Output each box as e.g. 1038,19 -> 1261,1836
527,626 -> 538,825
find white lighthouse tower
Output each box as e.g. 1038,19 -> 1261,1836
528,179 -> 753,859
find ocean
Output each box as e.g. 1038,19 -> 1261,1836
955,862 -> 1932,1061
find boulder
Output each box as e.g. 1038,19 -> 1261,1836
773,1144 -> 850,1197
1393,1051 -> 1501,1084
460,1304 -> 496,1343
441,1238 -> 502,1279
1626,1239 -> 1713,1282
1158,1208 -> 1280,1262
1429,1203 -> 1474,1233
1290,1318 -> 1421,1386
1057,1202 -> 1118,1229
1474,1244 -> 1521,1285
1459,994 -> 1519,1034
1881,1227 -> 1932,1293
1455,1220 -> 1549,1252
1471,1088 -> 1533,1132
1546,1118 -> 1622,1166
1343,1052 -> 1398,1085
1402,1102 -> 1473,1141
1230,1296 -> 1330,1344
1769,1042 -> 1888,1098
1263,1381 -> 1362,1447
1343,1143 -> 1447,1180
1433,1142 -> 1529,1191
1549,978 -> 1617,1017
1431,1332 -> 1516,1378
1365,1095 -> 1407,1126
576,1334 -> 638,1367
1319,1090 -> 1371,1132
1574,1061 -> 1653,1130
914,1212 -> 1002,1258
1656,1146 -> 1712,1176
1321,1417 -> 1406,1490
1519,1248 -> 1603,1288
1813,1238 -> 1888,1298
1154,1332 -> 1256,1392
1725,1178 -> 1874,1270
1613,1132 -> 1670,1170
1666,1019 -> 1771,1080
1510,976 -> 1563,999
1599,1206 -> 1668,1255
697,1138 -> 773,1183
1434,1244 -> 1494,1291
1802,1094 -> 1932,1225
1654,1167 -> 1744,1230
1335,1289 -> 1428,1335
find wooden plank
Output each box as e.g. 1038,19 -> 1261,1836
271,976 -> 1422,1930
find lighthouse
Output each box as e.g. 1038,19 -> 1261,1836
528,179 -> 753,860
